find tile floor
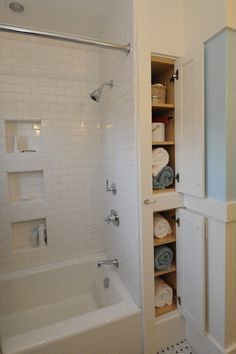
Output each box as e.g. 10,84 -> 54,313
157,339 -> 197,354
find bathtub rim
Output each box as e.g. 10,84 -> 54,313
0,252 -> 106,281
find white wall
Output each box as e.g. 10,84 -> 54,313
99,0 -> 141,306
0,32 -> 104,272
135,0 -> 183,56
182,0 -> 227,52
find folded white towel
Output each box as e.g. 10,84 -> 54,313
152,147 -> 169,177
155,278 -> 173,307
154,213 -> 172,238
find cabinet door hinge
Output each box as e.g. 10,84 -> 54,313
177,296 -> 182,306
174,173 -> 180,183
172,216 -> 180,227
170,69 -> 179,82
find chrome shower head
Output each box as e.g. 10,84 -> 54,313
90,80 -> 113,102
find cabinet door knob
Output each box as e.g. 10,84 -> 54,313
144,199 -> 156,205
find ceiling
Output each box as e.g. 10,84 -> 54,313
0,0 -> 116,38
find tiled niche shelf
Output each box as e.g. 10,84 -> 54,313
5,120 -> 41,153
8,171 -> 44,203
11,218 -> 47,253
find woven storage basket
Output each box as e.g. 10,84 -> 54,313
152,83 -> 166,104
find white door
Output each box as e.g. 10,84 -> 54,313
175,46 -> 205,197
176,208 -> 206,335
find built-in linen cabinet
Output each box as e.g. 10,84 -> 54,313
153,209 -> 177,317
151,48 -> 205,198
151,52 -> 205,324
151,56 -> 176,194
142,48 -> 206,352
153,207 -> 206,331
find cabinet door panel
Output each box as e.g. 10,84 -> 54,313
176,208 -> 205,335
175,46 -> 205,197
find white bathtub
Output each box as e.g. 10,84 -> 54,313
0,253 -> 141,354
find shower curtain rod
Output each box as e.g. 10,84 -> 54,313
0,23 -> 131,55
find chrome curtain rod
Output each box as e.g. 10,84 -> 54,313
0,23 -> 131,55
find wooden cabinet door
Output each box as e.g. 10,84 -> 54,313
176,208 -> 206,335
175,46 -> 205,197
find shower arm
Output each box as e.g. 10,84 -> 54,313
101,81 -> 113,90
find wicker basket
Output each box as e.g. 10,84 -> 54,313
152,83 -> 166,104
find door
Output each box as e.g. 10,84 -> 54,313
175,46 -> 205,197
176,208 -> 206,335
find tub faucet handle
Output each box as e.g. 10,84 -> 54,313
97,258 -> 119,268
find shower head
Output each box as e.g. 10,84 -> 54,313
90,80 -> 113,102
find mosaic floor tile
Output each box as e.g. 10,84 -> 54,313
157,339 -> 197,354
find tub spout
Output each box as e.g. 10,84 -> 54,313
97,258 -> 119,268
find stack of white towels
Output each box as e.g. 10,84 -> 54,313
154,213 -> 173,307
154,213 -> 172,238
155,278 -> 173,307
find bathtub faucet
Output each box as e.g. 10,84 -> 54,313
97,258 -> 119,268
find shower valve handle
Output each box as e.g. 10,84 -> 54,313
105,210 -> 119,227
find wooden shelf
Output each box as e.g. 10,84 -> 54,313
151,56 -> 175,65
154,234 -> 176,246
152,103 -> 174,111
155,264 -> 176,277
155,298 -> 177,317
153,188 -> 175,194
152,140 -> 175,146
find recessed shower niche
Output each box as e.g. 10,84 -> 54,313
5,120 -> 41,153
8,171 -> 44,203
11,218 -> 47,252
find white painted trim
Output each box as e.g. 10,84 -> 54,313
154,313 -> 185,352
155,310 -> 180,325
152,191 -> 184,212
204,26 -> 236,45
207,334 -> 226,354
186,321 -> 236,354
186,322 -> 223,354
184,195 -> 236,223
227,202 -> 236,223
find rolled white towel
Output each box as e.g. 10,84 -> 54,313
155,278 -> 173,307
152,147 -> 169,177
154,213 -> 172,238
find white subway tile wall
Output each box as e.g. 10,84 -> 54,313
0,32 -> 104,272
99,0 -> 141,305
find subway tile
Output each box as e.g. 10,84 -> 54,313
0,32 -> 104,272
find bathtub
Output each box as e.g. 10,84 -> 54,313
0,253 -> 142,354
